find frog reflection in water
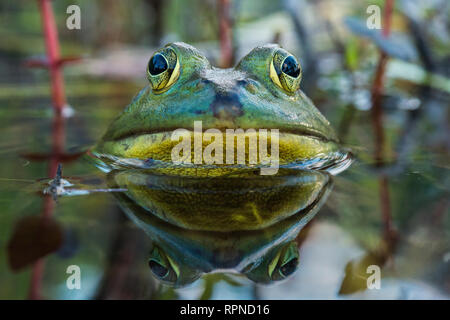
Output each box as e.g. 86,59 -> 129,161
92,42 -> 352,286
108,169 -> 333,286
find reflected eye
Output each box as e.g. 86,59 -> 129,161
279,256 -> 298,278
243,241 -> 300,284
269,242 -> 299,281
148,246 -> 179,283
270,49 -> 302,93
147,47 -> 180,93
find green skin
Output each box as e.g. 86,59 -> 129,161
108,169 -> 333,287
93,42 -> 345,172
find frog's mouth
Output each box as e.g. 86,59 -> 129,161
92,129 -> 353,176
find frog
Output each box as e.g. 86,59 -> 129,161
92,42 -> 352,176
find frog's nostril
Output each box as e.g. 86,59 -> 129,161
237,79 -> 257,94
211,91 -> 243,121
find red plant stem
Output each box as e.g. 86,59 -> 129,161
371,0 -> 395,164
379,175 -> 393,239
29,191 -> 56,299
371,53 -> 388,165
371,0 -> 395,243
383,0 -> 394,37
372,0 -> 395,164
27,0 -> 69,300
38,0 -> 66,114
218,0 -> 233,68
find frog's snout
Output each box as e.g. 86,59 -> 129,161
199,76 -> 245,122
210,89 -> 244,122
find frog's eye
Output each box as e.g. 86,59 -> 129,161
148,246 -> 179,283
268,242 -> 299,281
269,49 -> 302,93
147,47 -> 180,93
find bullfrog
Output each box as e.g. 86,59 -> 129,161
92,42 -> 352,176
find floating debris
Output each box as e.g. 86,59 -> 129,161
43,164 -> 126,201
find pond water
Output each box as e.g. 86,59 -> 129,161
0,72 -> 448,300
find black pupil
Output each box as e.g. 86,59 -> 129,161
280,258 -> 298,277
281,56 -> 300,78
149,260 -> 168,278
148,53 -> 168,75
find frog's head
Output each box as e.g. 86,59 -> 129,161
93,42 -> 351,176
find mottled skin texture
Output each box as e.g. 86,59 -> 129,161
111,168 -> 330,231
93,42 -> 342,173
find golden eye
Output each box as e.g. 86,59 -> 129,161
147,47 -> 180,93
269,49 -> 302,93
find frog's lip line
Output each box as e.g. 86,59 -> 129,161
109,126 -> 337,143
